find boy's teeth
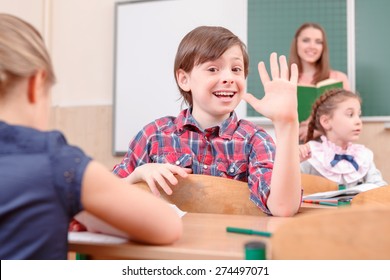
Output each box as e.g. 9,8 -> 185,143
215,92 -> 234,96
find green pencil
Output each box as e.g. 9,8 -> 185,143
226,226 -> 272,237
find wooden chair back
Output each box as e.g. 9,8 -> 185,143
271,205 -> 390,259
301,173 -> 338,195
351,185 -> 390,207
135,174 -> 264,216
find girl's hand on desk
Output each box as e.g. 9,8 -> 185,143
125,163 -> 192,196
299,144 -> 311,162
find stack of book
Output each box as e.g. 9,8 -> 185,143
302,183 -> 379,206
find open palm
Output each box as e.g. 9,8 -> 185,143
243,53 -> 298,124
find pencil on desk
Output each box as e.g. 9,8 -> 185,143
304,199 -> 351,207
226,226 -> 272,237
303,200 -> 338,206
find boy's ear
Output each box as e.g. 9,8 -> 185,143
176,69 -> 191,92
27,70 -> 47,104
319,114 -> 331,131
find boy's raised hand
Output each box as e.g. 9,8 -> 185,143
243,52 -> 298,124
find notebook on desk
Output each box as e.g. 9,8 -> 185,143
303,183 -> 379,201
68,231 -> 128,244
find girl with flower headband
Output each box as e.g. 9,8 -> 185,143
299,88 -> 387,188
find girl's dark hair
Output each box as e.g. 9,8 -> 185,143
174,26 -> 249,106
305,88 -> 361,143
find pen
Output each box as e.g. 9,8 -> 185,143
303,200 -> 338,206
226,227 -> 272,237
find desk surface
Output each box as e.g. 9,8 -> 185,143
68,204 -> 327,260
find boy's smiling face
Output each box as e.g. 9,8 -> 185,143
177,45 -> 246,129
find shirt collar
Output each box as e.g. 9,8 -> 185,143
307,136 -> 373,183
175,108 -> 238,140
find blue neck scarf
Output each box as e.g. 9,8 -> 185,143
330,154 -> 359,171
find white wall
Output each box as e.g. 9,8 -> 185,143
1,0 -> 117,107
50,0 -> 117,106
0,0 -> 45,33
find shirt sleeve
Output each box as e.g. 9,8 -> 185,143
49,131 -> 92,217
112,123 -> 156,178
364,162 -> 387,186
247,130 -> 275,215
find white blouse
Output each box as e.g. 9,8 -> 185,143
301,136 -> 387,188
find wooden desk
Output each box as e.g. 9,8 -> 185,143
351,185 -> 390,207
68,205 -> 327,260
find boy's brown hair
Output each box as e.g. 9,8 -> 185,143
174,26 -> 249,106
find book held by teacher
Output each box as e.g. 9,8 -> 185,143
298,79 -> 343,122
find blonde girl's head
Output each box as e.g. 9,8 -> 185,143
174,26 -> 249,107
306,88 -> 362,143
0,13 -> 56,97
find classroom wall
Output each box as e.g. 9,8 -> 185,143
1,0 -> 390,183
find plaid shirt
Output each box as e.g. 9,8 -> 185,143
113,108 -> 275,214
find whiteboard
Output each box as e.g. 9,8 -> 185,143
113,0 -> 247,155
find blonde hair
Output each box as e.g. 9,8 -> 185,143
0,13 -> 55,96
174,26 -> 249,107
288,22 -> 330,85
306,88 -> 361,143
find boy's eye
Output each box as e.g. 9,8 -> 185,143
232,67 -> 242,72
208,67 -> 218,72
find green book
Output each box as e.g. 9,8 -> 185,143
297,79 -> 343,122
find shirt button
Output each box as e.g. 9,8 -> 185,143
229,167 -> 235,173
203,165 -> 208,170
175,160 -> 180,165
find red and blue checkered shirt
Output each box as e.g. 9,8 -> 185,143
112,108 -> 275,214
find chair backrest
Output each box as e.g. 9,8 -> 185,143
134,174 -> 264,216
270,205 -> 390,259
301,173 -> 338,195
351,185 -> 390,207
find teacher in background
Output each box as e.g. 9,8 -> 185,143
289,22 -> 350,142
